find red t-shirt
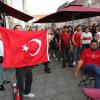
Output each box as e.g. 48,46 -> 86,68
0,33 -> 2,39
60,32 -> 71,48
80,48 -> 100,67
73,31 -> 82,47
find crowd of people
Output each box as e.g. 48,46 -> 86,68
0,23 -> 100,99
46,24 -> 100,90
47,24 -> 100,68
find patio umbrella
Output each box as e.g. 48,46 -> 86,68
0,1 -> 33,22
34,5 -> 100,23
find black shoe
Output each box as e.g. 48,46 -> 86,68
3,80 -> 10,84
62,65 -> 66,68
45,69 -> 51,73
69,64 -> 74,68
47,68 -> 51,70
0,85 -> 5,91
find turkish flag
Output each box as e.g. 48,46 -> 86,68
0,27 -> 49,68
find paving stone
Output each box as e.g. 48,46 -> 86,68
68,88 -> 86,100
43,88 -> 57,97
0,60 -> 87,100
33,90 -> 44,98
56,80 -> 68,86
55,86 -> 69,93
57,93 -> 74,100
44,81 -> 57,88
43,95 -> 58,100
32,83 -> 46,91
45,77 -> 56,82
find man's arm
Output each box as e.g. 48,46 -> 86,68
74,59 -> 84,79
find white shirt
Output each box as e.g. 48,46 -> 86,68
0,40 -> 4,57
96,32 -> 100,37
96,32 -> 100,43
81,32 -> 92,44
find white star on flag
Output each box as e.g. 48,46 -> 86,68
22,44 -> 29,52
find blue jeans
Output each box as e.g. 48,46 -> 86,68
62,48 -> 71,67
0,66 -> 6,85
83,64 -> 100,88
73,47 -> 80,62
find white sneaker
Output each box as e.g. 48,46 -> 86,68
60,58 -> 63,61
55,58 -> 58,60
53,54 -> 56,57
23,93 -> 35,98
73,62 -> 76,66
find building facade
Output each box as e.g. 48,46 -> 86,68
69,0 -> 100,8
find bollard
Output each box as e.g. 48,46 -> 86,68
16,92 -> 20,100
12,83 -> 21,100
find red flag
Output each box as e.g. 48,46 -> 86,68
0,27 -> 49,68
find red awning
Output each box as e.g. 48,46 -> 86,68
0,1 -> 33,22
58,5 -> 100,12
34,5 -> 100,23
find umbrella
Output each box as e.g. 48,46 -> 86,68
34,5 -> 100,23
0,1 -> 33,22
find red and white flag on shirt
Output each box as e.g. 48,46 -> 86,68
0,27 -> 49,68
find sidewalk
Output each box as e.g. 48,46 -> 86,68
0,60 -> 86,100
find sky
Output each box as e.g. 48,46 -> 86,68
12,0 -> 74,15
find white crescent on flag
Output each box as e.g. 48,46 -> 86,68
29,39 -> 41,56
22,38 -> 41,56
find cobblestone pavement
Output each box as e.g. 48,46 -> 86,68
0,60 -> 87,100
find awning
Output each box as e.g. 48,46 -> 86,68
0,1 -> 33,22
34,5 -> 100,23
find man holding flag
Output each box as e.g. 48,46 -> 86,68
13,25 -> 34,99
0,24 -> 49,99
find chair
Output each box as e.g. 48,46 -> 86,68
83,88 -> 100,100
78,70 -> 94,87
